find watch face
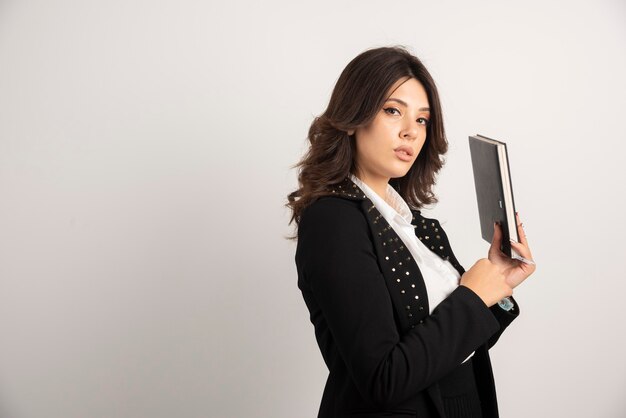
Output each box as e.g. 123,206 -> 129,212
498,297 -> 514,311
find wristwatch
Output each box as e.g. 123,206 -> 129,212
497,297 -> 515,311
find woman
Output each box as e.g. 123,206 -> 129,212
285,46 -> 536,418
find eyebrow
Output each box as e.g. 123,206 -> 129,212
385,98 -> 430,112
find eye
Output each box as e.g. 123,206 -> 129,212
417,117 -> 430,126
383,107 -> 401,116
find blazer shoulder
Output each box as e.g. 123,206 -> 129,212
295,196 -> 373,278
301,196 -> 364,225
298,196 -> 371,246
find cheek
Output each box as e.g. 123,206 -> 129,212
356,128 -> 375,149
355,122 -> 390,158
365,136 -> 388,159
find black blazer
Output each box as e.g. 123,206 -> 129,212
295,176 -> 520,418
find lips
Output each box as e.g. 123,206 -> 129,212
394,145 -> 413,157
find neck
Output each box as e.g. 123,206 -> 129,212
354,171 -> 390,204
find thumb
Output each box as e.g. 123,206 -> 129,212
490,221 -> 502,252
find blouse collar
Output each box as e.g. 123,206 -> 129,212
349,173 -> 413,226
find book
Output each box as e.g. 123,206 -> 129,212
468,134 -> 522,260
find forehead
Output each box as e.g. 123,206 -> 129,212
386,77 -> 429,106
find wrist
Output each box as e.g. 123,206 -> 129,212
497,296 -> 515,311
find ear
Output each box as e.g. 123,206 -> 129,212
347,129 -> 355,136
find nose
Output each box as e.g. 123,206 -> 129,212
400,120 -> 419,140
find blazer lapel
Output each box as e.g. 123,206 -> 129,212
329,176 -> 465,333
412,211 -> 466,276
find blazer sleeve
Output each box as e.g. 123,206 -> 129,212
296,198 -> 502,409
486,295 -> 520,349
431,217 -> 521,350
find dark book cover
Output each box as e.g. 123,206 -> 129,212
468,134 -> 521,259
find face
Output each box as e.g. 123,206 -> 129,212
349,77 -> 430,185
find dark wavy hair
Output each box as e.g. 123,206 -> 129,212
284,45 -> 449,241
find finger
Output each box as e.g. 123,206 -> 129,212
515,212 -> 529,247
511,240 -> 530,258
509,239 -> 533,260
510,245 -> 535,268
490,221 -> 501,251
489,222 -> 509,262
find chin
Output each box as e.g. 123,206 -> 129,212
380,158 -> 414,179
392,163 -> 414,177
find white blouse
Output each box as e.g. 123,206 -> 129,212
349,173 -> 475,363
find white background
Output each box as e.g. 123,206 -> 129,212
0,1 -> 624,417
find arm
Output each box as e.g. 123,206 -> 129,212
484,213 -> 532,348
296,198 -> 501,409
425,213 -> 520,350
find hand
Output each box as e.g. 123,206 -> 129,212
488,212 -> 537,289
460,258 -> 513,307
